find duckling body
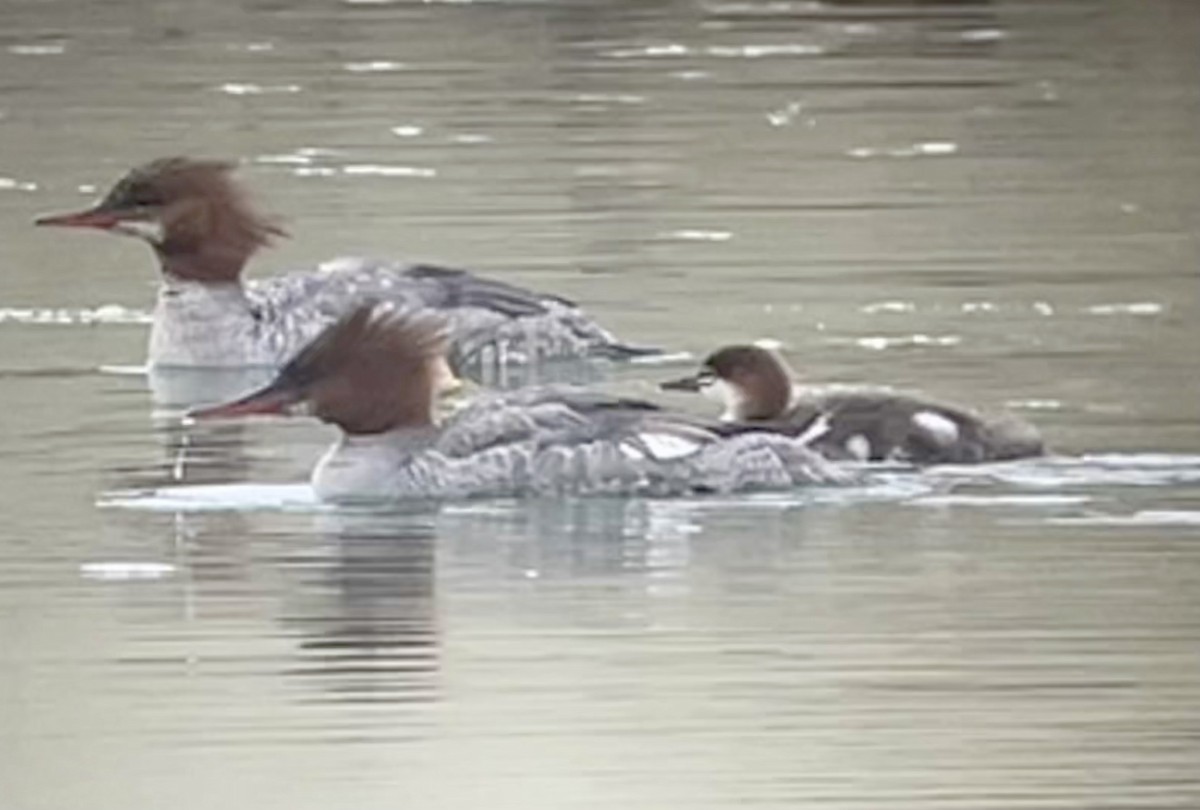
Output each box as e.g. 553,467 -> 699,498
662,346 -> 1044,465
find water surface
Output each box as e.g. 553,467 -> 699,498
2,1 -> 1199,808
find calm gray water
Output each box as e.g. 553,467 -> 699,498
2,1 -> 1200,808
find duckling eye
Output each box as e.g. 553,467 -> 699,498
126,187 -> 164,208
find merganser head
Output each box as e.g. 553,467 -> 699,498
35,157 -> 285,283
192,303 -> 449,434
660,344 -> 793,421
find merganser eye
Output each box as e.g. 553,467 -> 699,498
126,187 -> 163,208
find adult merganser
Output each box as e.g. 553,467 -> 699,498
35,157 -> 652,372
192,304 -> 848,502
660,345 -> 1044,464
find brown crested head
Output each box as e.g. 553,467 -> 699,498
192,303 -> 450,434
708,345 -> 796,420
660,344 -> 794,420
36,157 -> 286,283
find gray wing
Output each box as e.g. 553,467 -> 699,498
434,384 -> 851,494
400,264 -> 562,317
435,385 -> 684,457
247,258 -> 657,364
248,258 -> 545,318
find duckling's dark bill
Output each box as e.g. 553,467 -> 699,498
660,373 -> 705,392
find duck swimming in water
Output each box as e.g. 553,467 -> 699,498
661,344 -> 1044,465
191,305 -> 848,502
35,157 -> 652,373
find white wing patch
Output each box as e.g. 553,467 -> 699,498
702,378 -> 743,422
844,434 -> 872,461
912,410 -> 960,446
794,411 -> 832,446
619,443 -> 646,461
625,431 -> 704,461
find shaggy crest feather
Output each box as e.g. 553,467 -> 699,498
111,158 -> 286,281
280,303 -> 449,434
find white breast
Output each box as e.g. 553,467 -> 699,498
150,283 -> 278,367
312,436 -> 407,501
702,378 -> 745,422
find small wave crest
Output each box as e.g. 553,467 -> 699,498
1048,510 -> 1200,527
931,454 -> 1200,489
0,305 -> 152,326
95,455 -> 1200,514
97,472 -> 935,514
98,483 -> 322,513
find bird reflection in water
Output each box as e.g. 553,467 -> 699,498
104,366 -> 329,494
129,507 -> 443,708
280,511 -> 440,706
437,498 -> 699,584
102,418 -> 256,492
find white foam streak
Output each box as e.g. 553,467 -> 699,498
342,164 -> 437,178
1086,302 -> 1164,316
81,561 -> 175,581
98,484 -> 322,513
0,305 -> 152,325
217,83 -> 302,95
1048,510 -> 1200,527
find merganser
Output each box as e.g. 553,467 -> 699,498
660,345 -> 1044,464
35,157 -> 652,372
191,304 -> 849,502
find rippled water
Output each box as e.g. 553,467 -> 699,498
2,1 -> 1199,807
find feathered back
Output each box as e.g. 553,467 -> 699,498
278,303 -> 450,434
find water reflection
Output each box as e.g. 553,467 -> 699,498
284,512 -> 439,705
107,413 -> 264,490
5,0 -> 1200,807
145,353 -> 620,410
148,366 -> 277,410
439,498 -> 698,581
98,504 -> 442,712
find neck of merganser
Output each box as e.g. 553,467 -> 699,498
312,428 -> 441,501
149,279 -> 275,367
703,378 -> 750,422
157,241 -> 253,285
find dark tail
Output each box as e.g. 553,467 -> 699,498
590,341 -> 667,361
